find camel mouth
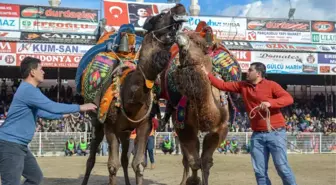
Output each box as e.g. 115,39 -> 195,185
176,34 -> 190,49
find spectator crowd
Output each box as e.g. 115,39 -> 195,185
0,79 -> 335,134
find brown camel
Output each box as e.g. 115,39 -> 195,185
160,31 -> 242,185
80,4 -> 187,185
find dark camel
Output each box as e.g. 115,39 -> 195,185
80,4 -> 187,185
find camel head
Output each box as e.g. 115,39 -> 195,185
174,32 -> 212,101
143,3 -> 187,46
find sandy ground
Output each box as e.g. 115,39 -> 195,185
36,154 -> 335,185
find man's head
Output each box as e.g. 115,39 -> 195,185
20,57 -> 44,85
246,62 -> 266,83
70,137 -> 74,142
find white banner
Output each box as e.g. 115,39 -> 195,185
316,45 -> 336,52
182,16 -> 247,40
19,18 -> 97,34
312,32 -> 336,44
0,53 -> 16,66
246,30 -> 311,43
0,17 -> 19,30
0,31 -> 21,40
16,42 -> 93,55
252,51 -> 318,74
238,62 -> 250,73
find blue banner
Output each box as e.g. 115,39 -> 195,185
265,62 -> 318,74
318,53 -> 336,64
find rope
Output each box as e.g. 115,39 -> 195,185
249,105 -> 302,153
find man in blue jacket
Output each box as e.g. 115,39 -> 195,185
0,57 -> 97,185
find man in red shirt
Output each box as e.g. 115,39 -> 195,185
202,62 -> 297,185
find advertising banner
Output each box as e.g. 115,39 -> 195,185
250,42 -> 318,52
317,53 -> 336,64
19,18 -> 97,34
0,4 -> 20,31
247,19 -> 310,32
311,21 -> 336,33
103,0 -> 175,30
0,41 -> 16,66
20,32 -> 96,44
231,50 -> 251,73
183,17 -> 247,40
252,51 -> 318,74
316,45 -> 336,52
246,30 -> 311,43
318,64 -> 336,75
16,42 -> 93,68
0,3 -> 20,17
20,5 -> 98,23
311,33 -> 336,44
222,41 -> 252,50
0,31 -> 21,41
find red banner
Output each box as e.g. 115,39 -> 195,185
0,3 -> 20,17
0,41 -> 16,66
231,50 -> 251,62
103,1 -> 175,29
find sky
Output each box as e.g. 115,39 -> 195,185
1,0 -> 335,21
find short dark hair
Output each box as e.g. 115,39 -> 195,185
250,62 -> 266,78
20,57 -> 41,79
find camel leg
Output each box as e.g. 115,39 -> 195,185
179,146 -> 190,185
120,132 -> 132,185
81,118 -> 104,185
177,126 -> 201,185
201,123 -> 229,185
105,122 -> 121,185
132,121 -> 150,185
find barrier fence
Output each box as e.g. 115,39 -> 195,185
28,132 -> 336,157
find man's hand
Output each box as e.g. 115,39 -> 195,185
259,102 -> 271,110
63,114 -> 70,118
201,65 -> 209,75
80,103 -> 97,112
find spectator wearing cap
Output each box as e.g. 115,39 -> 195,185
161,136 -> 174,155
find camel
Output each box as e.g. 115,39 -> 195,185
76,4 -> 187,185
159,24 -> 242,185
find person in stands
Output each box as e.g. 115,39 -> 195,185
65,137 -> 76,156
161,136 -> 174,154
77,137 -> 88,156
0,57 -> 96,185
201,62 -> 297,185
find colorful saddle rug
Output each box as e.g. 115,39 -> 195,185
161,43 -> 241,128
75,24 -> 143,94
81,50 -> 138,123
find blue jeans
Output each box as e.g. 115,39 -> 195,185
0,140 -> 43,185
251,129 -> 296,185
144,136 -> 155,165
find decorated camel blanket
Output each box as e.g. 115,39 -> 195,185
75,24 -> 143,123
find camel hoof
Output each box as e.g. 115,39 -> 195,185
186,177 -> 201,185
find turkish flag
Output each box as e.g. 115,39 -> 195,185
104,1 -> 130,27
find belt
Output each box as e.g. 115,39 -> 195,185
254,126 -> 285,133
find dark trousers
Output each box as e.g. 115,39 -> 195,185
144,136 -> 155,165
162,148 -> 174,154
0,140 -> 43,185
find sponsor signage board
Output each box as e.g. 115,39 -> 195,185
250,42 -> 318,52
311,32 -> 336,44
318,64 -> 336,75
311,21 -> 336,33
16,42 -> 93,68
246,30 -> 311,43
20,31 -> 96,44
231,50 -> 251,73
222,41 -> 252,50
247,19 -> 310,32
317,53 -> 336,64
0,17 -> 20,30
0,31 -> 21,40
103,0 -> 175,30
19,18 -> 97,34
19,5 -> 98,22
0,3 -> 20,17
183,16 -> 247,40
0,41 -> 16,66
252,51 -> 318,74
316,45 -> 336,52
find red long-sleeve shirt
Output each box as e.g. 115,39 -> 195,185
208,74 -> 293,131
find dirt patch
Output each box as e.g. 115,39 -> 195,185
38,154 -> 335,185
